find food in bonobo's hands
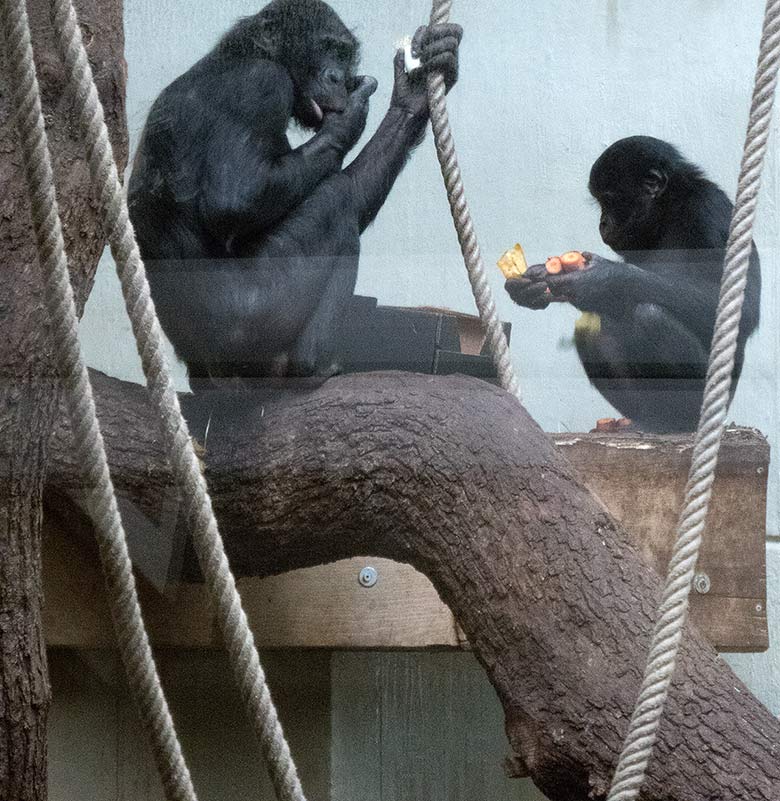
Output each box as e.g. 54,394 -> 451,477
497,244 -> 529,279
498,247 -> 587,279
560,251 -> 587,271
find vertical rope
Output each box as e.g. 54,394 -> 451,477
1,0 -> 305,801
606,3 -> 780,798
0,1 -> 197,799
426,0 -> 521,399
47,1 -> 307,799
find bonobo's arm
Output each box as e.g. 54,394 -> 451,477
506,255 -> 723,345
200,64 -> 376,246
345,24 -> 462,232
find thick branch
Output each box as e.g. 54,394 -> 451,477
47,370 -> 780,801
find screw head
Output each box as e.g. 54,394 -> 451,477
694,573 -> 712,594
358,566 -> 378,588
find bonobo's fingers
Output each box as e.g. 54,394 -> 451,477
322,76 -> 377,154
350,75 -> 378,101
411,23 -> 463,55
412,24 -> 462,90
525,263 -> 549,282
394,49 -> 406,81
545,257 -> 621,313
505,278 -> 552,310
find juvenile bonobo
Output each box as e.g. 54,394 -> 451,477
505,136 -> 761,432
128,0 -> 462,386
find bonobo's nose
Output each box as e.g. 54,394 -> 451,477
325,67 -> 345,85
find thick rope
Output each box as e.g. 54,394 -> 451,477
0,2 -> 197,800
605,2 -> 780,799
426,0 -> 521,399
43,2 -> 306,800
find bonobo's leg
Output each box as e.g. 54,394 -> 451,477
155,174 -> 360,381
628,303 -> 708,374
287,249 -> 359,377
580,304 -> 709,432
265,173 -> 360,377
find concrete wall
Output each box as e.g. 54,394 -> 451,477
57,1 -> 780,799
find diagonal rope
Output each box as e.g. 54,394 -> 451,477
46,1 -> 307,799
426,2 -> 779,799
604,2 -> 780,798
0,1 -> 197,800
426,0 -> 521,400
2,0 -> 308,797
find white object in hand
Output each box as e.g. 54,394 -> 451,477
399,35 -> 422,73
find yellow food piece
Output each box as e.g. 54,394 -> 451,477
574,312 -> 602,341
497,243 -> 528,279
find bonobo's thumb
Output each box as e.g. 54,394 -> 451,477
351,76 -> 378,101
393,49 -> 405,80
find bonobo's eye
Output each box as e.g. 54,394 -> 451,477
320,36 -> 354,63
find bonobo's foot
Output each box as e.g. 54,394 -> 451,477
191,436 -> 207,474
286,356 -> 342,381
591,417 -> 634,434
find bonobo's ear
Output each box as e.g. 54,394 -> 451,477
247,10 -> 279,59
644,168 -> 668,199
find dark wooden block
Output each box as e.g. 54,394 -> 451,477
338,296 -> 511,382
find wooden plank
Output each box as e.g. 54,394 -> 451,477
331,653 -> 548,801
553,427 -> 769,652
43,428 -> 768,651
48,650 -> 332,801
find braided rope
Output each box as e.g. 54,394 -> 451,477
606,3 -> 780,798
43,1 -> 306,799
0,2 -> 197,800
426,0 -> 521,399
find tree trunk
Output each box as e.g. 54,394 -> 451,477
0,2 -> 126,799
45,370 -> 780,801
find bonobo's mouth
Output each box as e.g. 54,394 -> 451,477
298,95 -> 347,129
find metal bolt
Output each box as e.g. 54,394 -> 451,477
756,603 -> 764,613
358,566 -> 378,588
694,573 -> 711,595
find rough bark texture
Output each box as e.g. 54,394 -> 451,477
46,370 -> 780,801
0,2 -> 126,799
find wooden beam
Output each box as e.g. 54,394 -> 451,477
43,428 -> 767,652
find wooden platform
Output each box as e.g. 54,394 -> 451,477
43,428 -> 769,652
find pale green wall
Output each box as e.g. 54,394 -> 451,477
63,1 -> 780,798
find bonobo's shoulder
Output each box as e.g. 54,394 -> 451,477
157,55 -> 293,114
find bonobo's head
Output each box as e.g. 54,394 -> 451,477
588,136 -> 702,253
220,0 -> 359,129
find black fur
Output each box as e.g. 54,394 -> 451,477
128,0 -> 462,385
505,136 -> 761,432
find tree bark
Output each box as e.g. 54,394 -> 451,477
45,370 -> 780,801
0,2 -> 126,799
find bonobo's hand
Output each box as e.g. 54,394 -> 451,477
321,76 -> 378,154
505,263 -> 553,310
391,23 -> 463,118
545,253 -> 626,313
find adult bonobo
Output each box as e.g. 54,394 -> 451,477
128,0 -> 462,385
505,136 -> 761,432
